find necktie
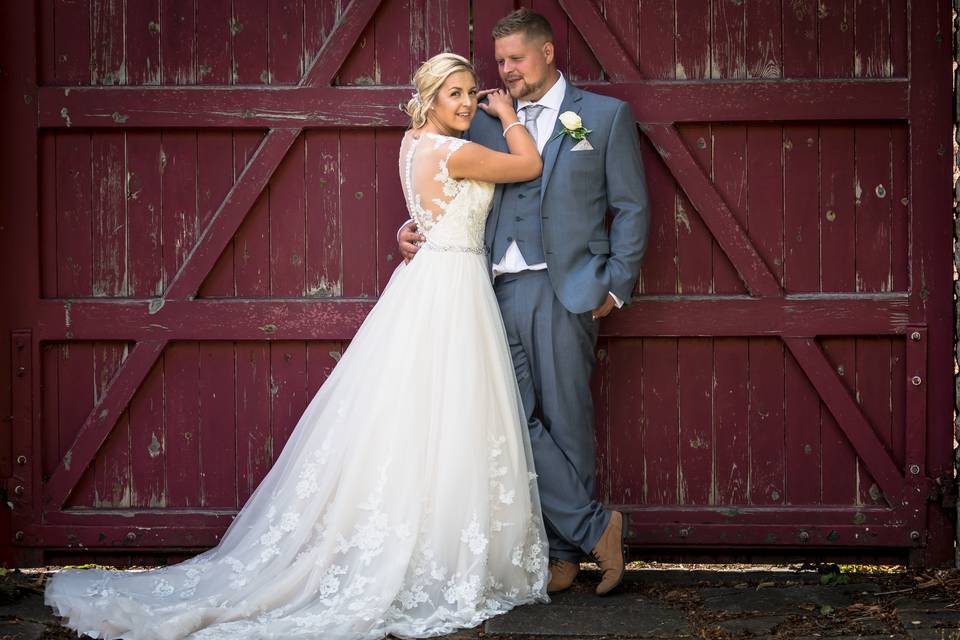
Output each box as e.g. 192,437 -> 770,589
522,104 -> 545,147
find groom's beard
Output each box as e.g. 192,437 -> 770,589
506,75 -> 547,100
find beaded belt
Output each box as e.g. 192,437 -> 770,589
421,240 -> 487,255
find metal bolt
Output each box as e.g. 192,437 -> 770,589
126,532 -> 137,541
15,456 -> 25,466
910,331 -> 921,341
679,528 -> 690,538
909,464 -> 921,475
798,530 -> 810,542
910,530 -> 921,541
15,367 -> 25,378
911,376 -> 922,386
13,486 -> 23,496
14,531 -> 23,541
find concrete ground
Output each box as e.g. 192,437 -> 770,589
1,564 -> 959,639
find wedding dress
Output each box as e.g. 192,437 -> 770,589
45,132 -> 549,639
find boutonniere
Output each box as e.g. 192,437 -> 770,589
552,111 -> 592,141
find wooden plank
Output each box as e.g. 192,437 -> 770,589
36,296 -> 913,341
603,0 -> 639,69
56,133 -> 94,297
677,339 -> 712,505
126,132 -> 164,297
128,356 -> 166,508
46,341 -> 166,509
339,131 -> 377,297
818,0 -> 854,77
566,0 -> 603,83
270,343 -> 308,454
198,344 -> 236,507
592,338 -> 611,503
711,125 -> 748,294
333,8 -> 376,86
53,0 -> 91,85
235,344 -> 271,504
269,0 -> 305,84
196,131 -> 237,297
125,0 -> 160,85
635,135 -> 677,294
39,135 -> 58,299
234,132 -> 271,298
196,2 -> 232,85
783,126 -> 820,292
854,124 -> 893,293
160,0 -> 196,85
58,343 -> 97,508
856,337 -> 894,505
91,132 -> 127,297
747,338 -> 785,506
889,0 -> 908,77
713,338 -> 749,505
269,135 -> 307,297
890,125 -> 908,291
675,0 -> 710,80
745,0 -> 782,79
160,131 -> 199,288
93,343 -> 131,507
819,337 -> 859,505
745,123 -> 784,286
853,0 -> 891,78
232,0 -> 269,85
37,80 -> 911,129
784,337 -> 904,505
303,0 -> 344,75
607,339 -> 643,505
710,0 -> 746,79
90,0 -> 125,85
164,343 -> 200,508
305,130 -> 343,297
784,343 -> 822,504
375,0 -> 411,86
782,0 -> 818,78
642,338 -> 679,505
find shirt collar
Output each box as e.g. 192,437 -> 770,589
517,72 -> 566,112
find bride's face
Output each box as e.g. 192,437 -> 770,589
428,70 -> 478,133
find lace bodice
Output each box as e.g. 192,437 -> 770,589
399,132 -> 494,253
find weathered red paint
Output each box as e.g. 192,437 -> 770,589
0,0 -> 953,567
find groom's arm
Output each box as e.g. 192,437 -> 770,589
604,101 -> 650,305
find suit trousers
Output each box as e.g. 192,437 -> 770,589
493,269 -> 611,561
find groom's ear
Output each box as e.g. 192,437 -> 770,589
541,40 -> 555,66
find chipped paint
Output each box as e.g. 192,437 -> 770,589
148,432 -> 162,458
60,107 -> 72,127
63,450 -> 72,471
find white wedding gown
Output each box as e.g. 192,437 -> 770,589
45,132 -> 549,639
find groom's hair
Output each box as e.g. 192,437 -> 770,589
492,8 -> 554,44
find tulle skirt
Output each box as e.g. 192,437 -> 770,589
45,247 -> 549,639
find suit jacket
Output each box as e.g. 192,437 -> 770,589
469,83 -> 651,314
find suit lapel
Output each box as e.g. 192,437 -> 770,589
540,83 -> 582,203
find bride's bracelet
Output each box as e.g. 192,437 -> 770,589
502,121 -> 523,138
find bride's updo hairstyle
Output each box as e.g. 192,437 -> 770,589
403,52 -> 476,129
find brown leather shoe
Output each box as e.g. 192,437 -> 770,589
591,511 -> 628,596
546,558 -> 579,594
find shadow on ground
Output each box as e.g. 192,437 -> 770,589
3,564 -> 960,639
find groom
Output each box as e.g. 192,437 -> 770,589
399,8 -> 650,596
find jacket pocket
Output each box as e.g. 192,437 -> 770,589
588,239 -> 611,255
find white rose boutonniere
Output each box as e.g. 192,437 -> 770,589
554,110 -> 591,141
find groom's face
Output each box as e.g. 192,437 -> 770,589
494,33 -> 554,101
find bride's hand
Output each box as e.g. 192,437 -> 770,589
477,89 -> 515,121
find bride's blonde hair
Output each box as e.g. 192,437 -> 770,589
403,53 -> 476,129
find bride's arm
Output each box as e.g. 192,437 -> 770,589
446,90 -> 541,184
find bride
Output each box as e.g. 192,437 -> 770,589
45,52 -> 549,640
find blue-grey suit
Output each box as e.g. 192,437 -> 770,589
468,83 -> 650,561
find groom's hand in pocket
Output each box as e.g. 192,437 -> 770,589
591,294 -> 617,321
398,221 -> 424,263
